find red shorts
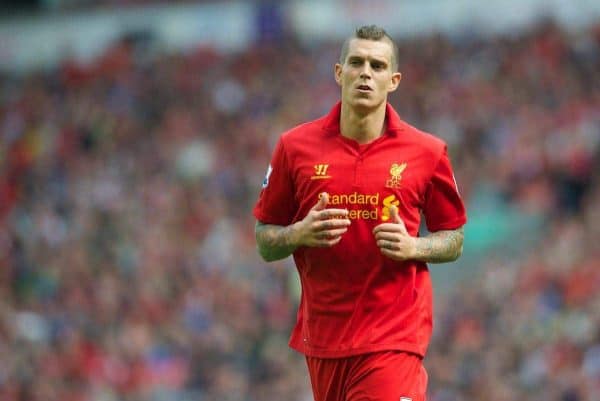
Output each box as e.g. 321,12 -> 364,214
305,351 -> 428,401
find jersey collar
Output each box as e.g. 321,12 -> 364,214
321,101 -> 405,137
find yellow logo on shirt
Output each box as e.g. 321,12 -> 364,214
320,192 -> 401,222
381,195 -> 400,221
311,164 -> 331,180
385,162 -> 407,189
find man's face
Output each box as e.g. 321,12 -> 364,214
335,38 -> 401,113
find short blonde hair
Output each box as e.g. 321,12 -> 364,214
339,25 -> 399,71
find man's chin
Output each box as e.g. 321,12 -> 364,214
348,98 -> 383,113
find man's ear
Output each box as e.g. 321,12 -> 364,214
334,63 -> 343,86
389,72 -> 402,92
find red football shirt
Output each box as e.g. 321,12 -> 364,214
253,102 -> 467,358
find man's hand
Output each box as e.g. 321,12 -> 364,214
255,193 -> 351,262
373,205 -> 417,261
293,193 -> 351,248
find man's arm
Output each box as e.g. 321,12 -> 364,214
373,205 -> 464,263
255,193 -> 351,262
413,227 -> 464,263
255,221 -> 300,262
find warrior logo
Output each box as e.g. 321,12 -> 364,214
311,164 -> 331,180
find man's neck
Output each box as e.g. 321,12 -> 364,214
339,102 -> 387,144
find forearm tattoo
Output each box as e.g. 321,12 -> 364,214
255,222 -> 298,262
416,227 -> 464,263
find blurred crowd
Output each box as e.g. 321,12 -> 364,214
1,18 -> 599,401
3,0 -> 205,14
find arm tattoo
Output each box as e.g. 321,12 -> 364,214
255,221 -> 298,262
415,227 -> 464,263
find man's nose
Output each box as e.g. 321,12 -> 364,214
359,65 -> 372,79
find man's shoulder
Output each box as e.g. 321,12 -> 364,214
279,114 -> 328,144
387,103 -> 446,152
397,120 -> 446,150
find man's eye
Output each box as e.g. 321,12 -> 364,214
350,60 -> 361,66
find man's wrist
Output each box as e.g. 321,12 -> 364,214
409,236 -> 422,260
286,221 -> 303,248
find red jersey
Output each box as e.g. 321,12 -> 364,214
253,102 -> 467,358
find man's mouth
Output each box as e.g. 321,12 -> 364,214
357,85 -> 372,91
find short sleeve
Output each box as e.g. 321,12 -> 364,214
253,138 -> 297,226
423,147 -> 467,232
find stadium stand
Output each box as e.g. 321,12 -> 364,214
1,11 -> 599,401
